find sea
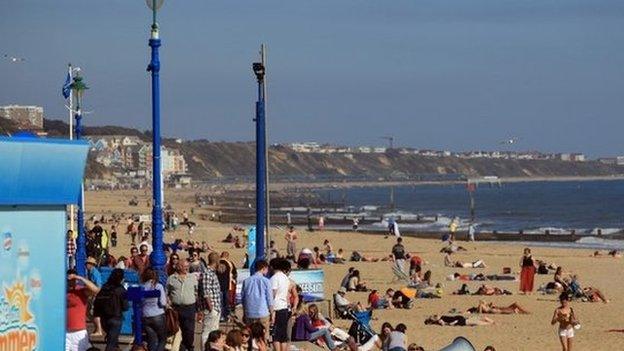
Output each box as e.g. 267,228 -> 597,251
317,179 -> 624,250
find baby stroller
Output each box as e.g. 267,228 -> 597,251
347,310 -> 375,344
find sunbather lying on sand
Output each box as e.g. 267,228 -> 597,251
424,314 -> 495,326
444,253 -> 486,268
591,250 -> 622,258
446,272 -> 516,282
467,300 -> 530,314
474,284 -> 512,296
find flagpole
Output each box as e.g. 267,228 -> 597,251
68,63 -> 75,233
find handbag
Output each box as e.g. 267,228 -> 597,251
164,307 -> 180,337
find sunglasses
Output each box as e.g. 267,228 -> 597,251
172,257 -> 179,260
241,334 -> 250,338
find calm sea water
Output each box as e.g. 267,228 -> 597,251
318,180 -> 624,234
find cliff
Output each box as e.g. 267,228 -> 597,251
12,118 -> 624,181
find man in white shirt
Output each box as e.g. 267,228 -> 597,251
270,258 -> 292,351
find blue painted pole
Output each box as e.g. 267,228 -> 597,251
148,31 -> 166,286
74,109 -> 87,277
254,71 -> 266,265
127,286 -> 160,345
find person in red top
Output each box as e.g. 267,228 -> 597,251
66,269 -> 100,351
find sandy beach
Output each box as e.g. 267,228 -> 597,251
86,189 -> 624,350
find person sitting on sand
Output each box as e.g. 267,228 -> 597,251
334,249 -> 346,264
440,241 -> 467,254
368,290 -> 391,310
313,247 -> 324,265
546,266 -> 568,292
409,270 -> 432,289
234,235 -> 244,248
358,322 -> 393,351
474,284 -> 512,296
424,314 -> 495,326
591,250 -> 622,258
444,252 -> 487,268
389,288 -> 414,308
453,284 -> 471,295
323,239 -> 333,255
333,287 -> 361,317
347,270 -> 368,292
298,248 -> 314,269
467,300 -> 530,314
308,304 -> 358,351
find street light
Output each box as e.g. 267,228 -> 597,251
253,62 -> 265,82
70,74 -> 89,277
252,53 -> 267,269
146,0 -> 166,285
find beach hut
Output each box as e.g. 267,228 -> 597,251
0,136 -> 88,350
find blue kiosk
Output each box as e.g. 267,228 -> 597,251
0,136 -> 88,350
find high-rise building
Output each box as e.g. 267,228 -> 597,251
0,105 -> 44,130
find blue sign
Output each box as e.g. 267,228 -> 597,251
247,226 -> 256,267
0,206 -> 66,350
236,268 -> 325,304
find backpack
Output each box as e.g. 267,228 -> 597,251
93,284 -> 121,318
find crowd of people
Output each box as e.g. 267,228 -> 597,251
63,209 -> 607,351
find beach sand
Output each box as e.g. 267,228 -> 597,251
86,189 -> 624,350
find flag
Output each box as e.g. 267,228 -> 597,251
62,72 -> 71,99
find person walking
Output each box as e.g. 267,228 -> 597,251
551,293 -> 579,351
66,269 -> 100,351
241,260 -> 273,334
167,259 -> 199,351
201,252 -> 222,346
141,267 -> 167,351
468,223 -> 476,242
86,256 -> 104,337
94,268 -> 128,351
519,248 -> 536,294
285,227 -> 298,260
270,258 -> 292,351
392,237 -> 407,276
217,251 -> 237,321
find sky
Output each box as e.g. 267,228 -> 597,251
1,0 -> 624,157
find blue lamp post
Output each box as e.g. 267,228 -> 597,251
253,60 -> 267,265
70,75 -> 89,277
146,0 -> 167,285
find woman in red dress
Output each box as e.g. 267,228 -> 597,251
519,248 -> 536,294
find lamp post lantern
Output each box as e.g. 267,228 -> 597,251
70,75 -> 89,277
146,0 -> 167,285
253,56 -> 267,266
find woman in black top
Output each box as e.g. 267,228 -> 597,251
520,248 -> 537,294
94,268 -> 129,351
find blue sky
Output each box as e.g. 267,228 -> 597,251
1,0 -> 624,157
